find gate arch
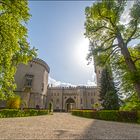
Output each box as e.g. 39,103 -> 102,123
65,98 -> 76,112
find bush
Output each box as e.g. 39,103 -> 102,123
23,109 -> 38,116
97,110 -> 119,121
83,110 -> 94,118
6,96 -> 21,109
118,111 -> 137,122
72,110 -> 139,123
72,110 -> 96,119
0,109 -> 49,118
38,110 -> 49,115
0,109 -> 22,117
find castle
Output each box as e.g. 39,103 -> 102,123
3,58 -> 102,111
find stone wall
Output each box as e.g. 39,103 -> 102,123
14,58 -> 50,109
47,86 -> 100,111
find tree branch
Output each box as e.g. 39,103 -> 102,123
92,25 -> 114,32
126,20 -> 138,45
134,58 -> 140,63
103,48 -> 121,65
131,34 -> 140,40
97,5 -> 115,28
103,44 -> 118,52
100,36 -> 116,49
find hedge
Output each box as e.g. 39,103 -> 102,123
72,110 -> 140,123
0,109 -> 49,118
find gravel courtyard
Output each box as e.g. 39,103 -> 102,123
0,113 -> 140,139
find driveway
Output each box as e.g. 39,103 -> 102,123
0,113 -> 140,139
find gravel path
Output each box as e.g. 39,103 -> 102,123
0,113 -> 140,139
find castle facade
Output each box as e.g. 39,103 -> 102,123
1,58 -> 101,111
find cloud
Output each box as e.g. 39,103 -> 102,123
86,72 -> 97,86
48,77 -> 77,87
120,1 -> 134,25
48,73 -> 97,87
86,80 -> 96,86
48,64 -> 97,87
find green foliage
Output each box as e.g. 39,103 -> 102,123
6,95 -> 21,109
0,0 -> 37,100
0,109 -> 49,118
92,102 -> 101,110
97,110 -> 119,121
24,109 -> 38,116
112,45 -> 140,96
38,110 -> 49,115
72,110 -> 94,118
72,110 -> 139,123
85,0 -> 140,98
49,103 -> 53,113
100,66 -> 120,110
120,94 -> 140,111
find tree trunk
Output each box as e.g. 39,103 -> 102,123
117,34 -> 140,98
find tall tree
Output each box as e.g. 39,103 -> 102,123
100,66 -> 120,110
0,0 -> 37,100
112,44 -> 140,97
85,0 -> 140,98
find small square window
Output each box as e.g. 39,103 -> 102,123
24,74 -> 33,87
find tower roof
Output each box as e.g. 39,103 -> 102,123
32,58 -> 50,73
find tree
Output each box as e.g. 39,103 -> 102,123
120,94 -> 140,111
111,44 -> 140,98
6,95 -> 21,109
92,102 -> 101,110
112,45 -> 140,110
85,0 -> 140,98
0,0 -> 37,100
99,66 -> 120,110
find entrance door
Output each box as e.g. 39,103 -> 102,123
65,98 -> 75,112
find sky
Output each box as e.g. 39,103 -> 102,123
27,1 -> 135,87
27,1 -> 96,87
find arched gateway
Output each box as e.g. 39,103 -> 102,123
65,98 -> 76,112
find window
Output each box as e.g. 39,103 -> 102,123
24,74 -> 33,87
42,83 -> 44,91
56,99 -> 59,104
91,99 -> 94,104
81,98 -> 82,104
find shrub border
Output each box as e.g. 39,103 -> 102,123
72,110 -> 140,123
0,109 -> 49,118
